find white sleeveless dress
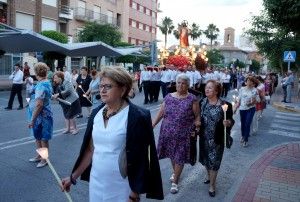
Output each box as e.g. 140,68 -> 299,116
89,106 -> 130,202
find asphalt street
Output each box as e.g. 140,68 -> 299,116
0,89 -> 299,202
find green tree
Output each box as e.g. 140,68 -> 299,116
250,59 -> 261,73
189,23 -> 202,43
40,30 -> 68,70
206,49 -> 224,65
77,22 -> 122,46
244,11 -> 299,73
263,0 -> 300,35
173,29 -> 180,40
158,17 -> 174,48
203,23 -> 220,48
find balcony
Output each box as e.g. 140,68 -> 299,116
59,5 -> 73,20
74,7 -> 117,26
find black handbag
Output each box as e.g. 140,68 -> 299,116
226,132 -> 233,149
190,130 -> 197,166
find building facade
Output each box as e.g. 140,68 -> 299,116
0,0 -> 159,75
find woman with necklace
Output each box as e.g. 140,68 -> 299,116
199,80 -> 234,197
153,73 -> 200,194
62,67 -> 164,202
234,76 -> 260,147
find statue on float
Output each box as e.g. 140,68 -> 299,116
179,20 -> 189,48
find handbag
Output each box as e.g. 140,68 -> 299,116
190,130 -> 198,166
118,143 -> 127,179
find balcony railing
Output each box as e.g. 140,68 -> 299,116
59,5 -> 73,20
74,7 -> 117,26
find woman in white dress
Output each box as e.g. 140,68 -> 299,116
61,67 -> 164,202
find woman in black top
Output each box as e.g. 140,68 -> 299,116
76,66 -> 92,118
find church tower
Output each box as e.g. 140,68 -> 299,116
223,27 -> 235,47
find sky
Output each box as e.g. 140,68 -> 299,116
156,0 -> 264,49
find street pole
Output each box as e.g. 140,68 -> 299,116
288,61 -> 290,71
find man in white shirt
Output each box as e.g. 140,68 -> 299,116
221,69 -> 231,97
140,67 -> 151,104
160,66 -> 172,98
5,64 -> 24,110
63,66 -> 72,82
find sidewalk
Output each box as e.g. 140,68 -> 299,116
271,84 -> 300,113
233,142 -> 300,202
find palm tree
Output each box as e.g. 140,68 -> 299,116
173,29 -> 180,40
204,23 -> 220,48
158,17 -> 174,48
189,23 -> 202,43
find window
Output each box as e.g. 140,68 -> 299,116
93,6 -> 101,20
145,25 -> 150,32
131,20 -> 136,28
138,22 -> 143,30
132,2 -> 137,9
41,18 -> 57,31
146,8 -> 150,15
78,0 -> 86,16
138,5 -> 143,12
152,27 -> 156,34
131,38 -> 136,44
16,12 -> 34,30
42,0 -> 57,7
107,10 -> 113,24
152,11 -> 156,18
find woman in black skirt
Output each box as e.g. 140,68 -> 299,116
76,66 -> 92,118
52,71 -> 81,135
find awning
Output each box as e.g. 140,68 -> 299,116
0,23 -> 142,57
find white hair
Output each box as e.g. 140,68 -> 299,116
176,73 -> 190,86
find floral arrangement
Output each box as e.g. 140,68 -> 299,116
194,54 -> 207,71
166,55 -> 191,70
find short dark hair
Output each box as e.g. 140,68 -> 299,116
206,80 -> 223,98
81,66 -> 88,71
91,70 -> 98,76
53,71 -> 64,80
15,63 -> 20,67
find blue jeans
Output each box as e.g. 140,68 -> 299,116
240,107 -> 256,142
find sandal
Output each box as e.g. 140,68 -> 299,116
170,183 -> 178,194
36,160 -> 47,168
169,173 -> 175,182
62,130 -> 70,134
71,129 -> 79,135
29,157 -> 41,162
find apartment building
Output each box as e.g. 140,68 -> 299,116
0,0 -> 160,74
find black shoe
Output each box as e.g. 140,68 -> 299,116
204,179 -> 210,184
143,101 -> 148,104
209,191 -> 215,197
77,114 -> 83,118
4,107 -> 12,110
17,106 -> 23,110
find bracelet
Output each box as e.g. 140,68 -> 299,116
129,195 -> 140,202
70,174 -> 77,185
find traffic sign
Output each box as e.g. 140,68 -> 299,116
283,51 -> 296,62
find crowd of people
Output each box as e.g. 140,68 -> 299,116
3,61 -> 298,201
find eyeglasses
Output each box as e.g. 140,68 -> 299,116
99,84 -> 116,91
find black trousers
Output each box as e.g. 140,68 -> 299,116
8,84 -> 23,108
142,81 -> 150,103
222,83 -> 230,97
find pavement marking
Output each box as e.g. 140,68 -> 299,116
276,111 -> 300,118
270,124 -> 300,133
275,114 -> 300,121
0,105 -> 160,151
273,119 -> 300,125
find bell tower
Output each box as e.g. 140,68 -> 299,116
224,27 -> 235,47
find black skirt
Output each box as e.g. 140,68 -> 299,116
61,99 -> 82,119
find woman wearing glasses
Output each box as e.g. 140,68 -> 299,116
62,67 -> 164,202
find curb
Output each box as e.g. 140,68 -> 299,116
272,102 -> 300,113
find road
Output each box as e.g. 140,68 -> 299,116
0,89 -> 299,202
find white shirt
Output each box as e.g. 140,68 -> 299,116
171,70 -> 178,82
238,87 -> 260,110
140,70 -> 151,82
25,77 -> 34,91
161,70 -> 172,83
221,74 -> 231,83
193,71 -> 201,84
9,69 -> 24,84
64,71 -> 72,82
186,71 -> 194,88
